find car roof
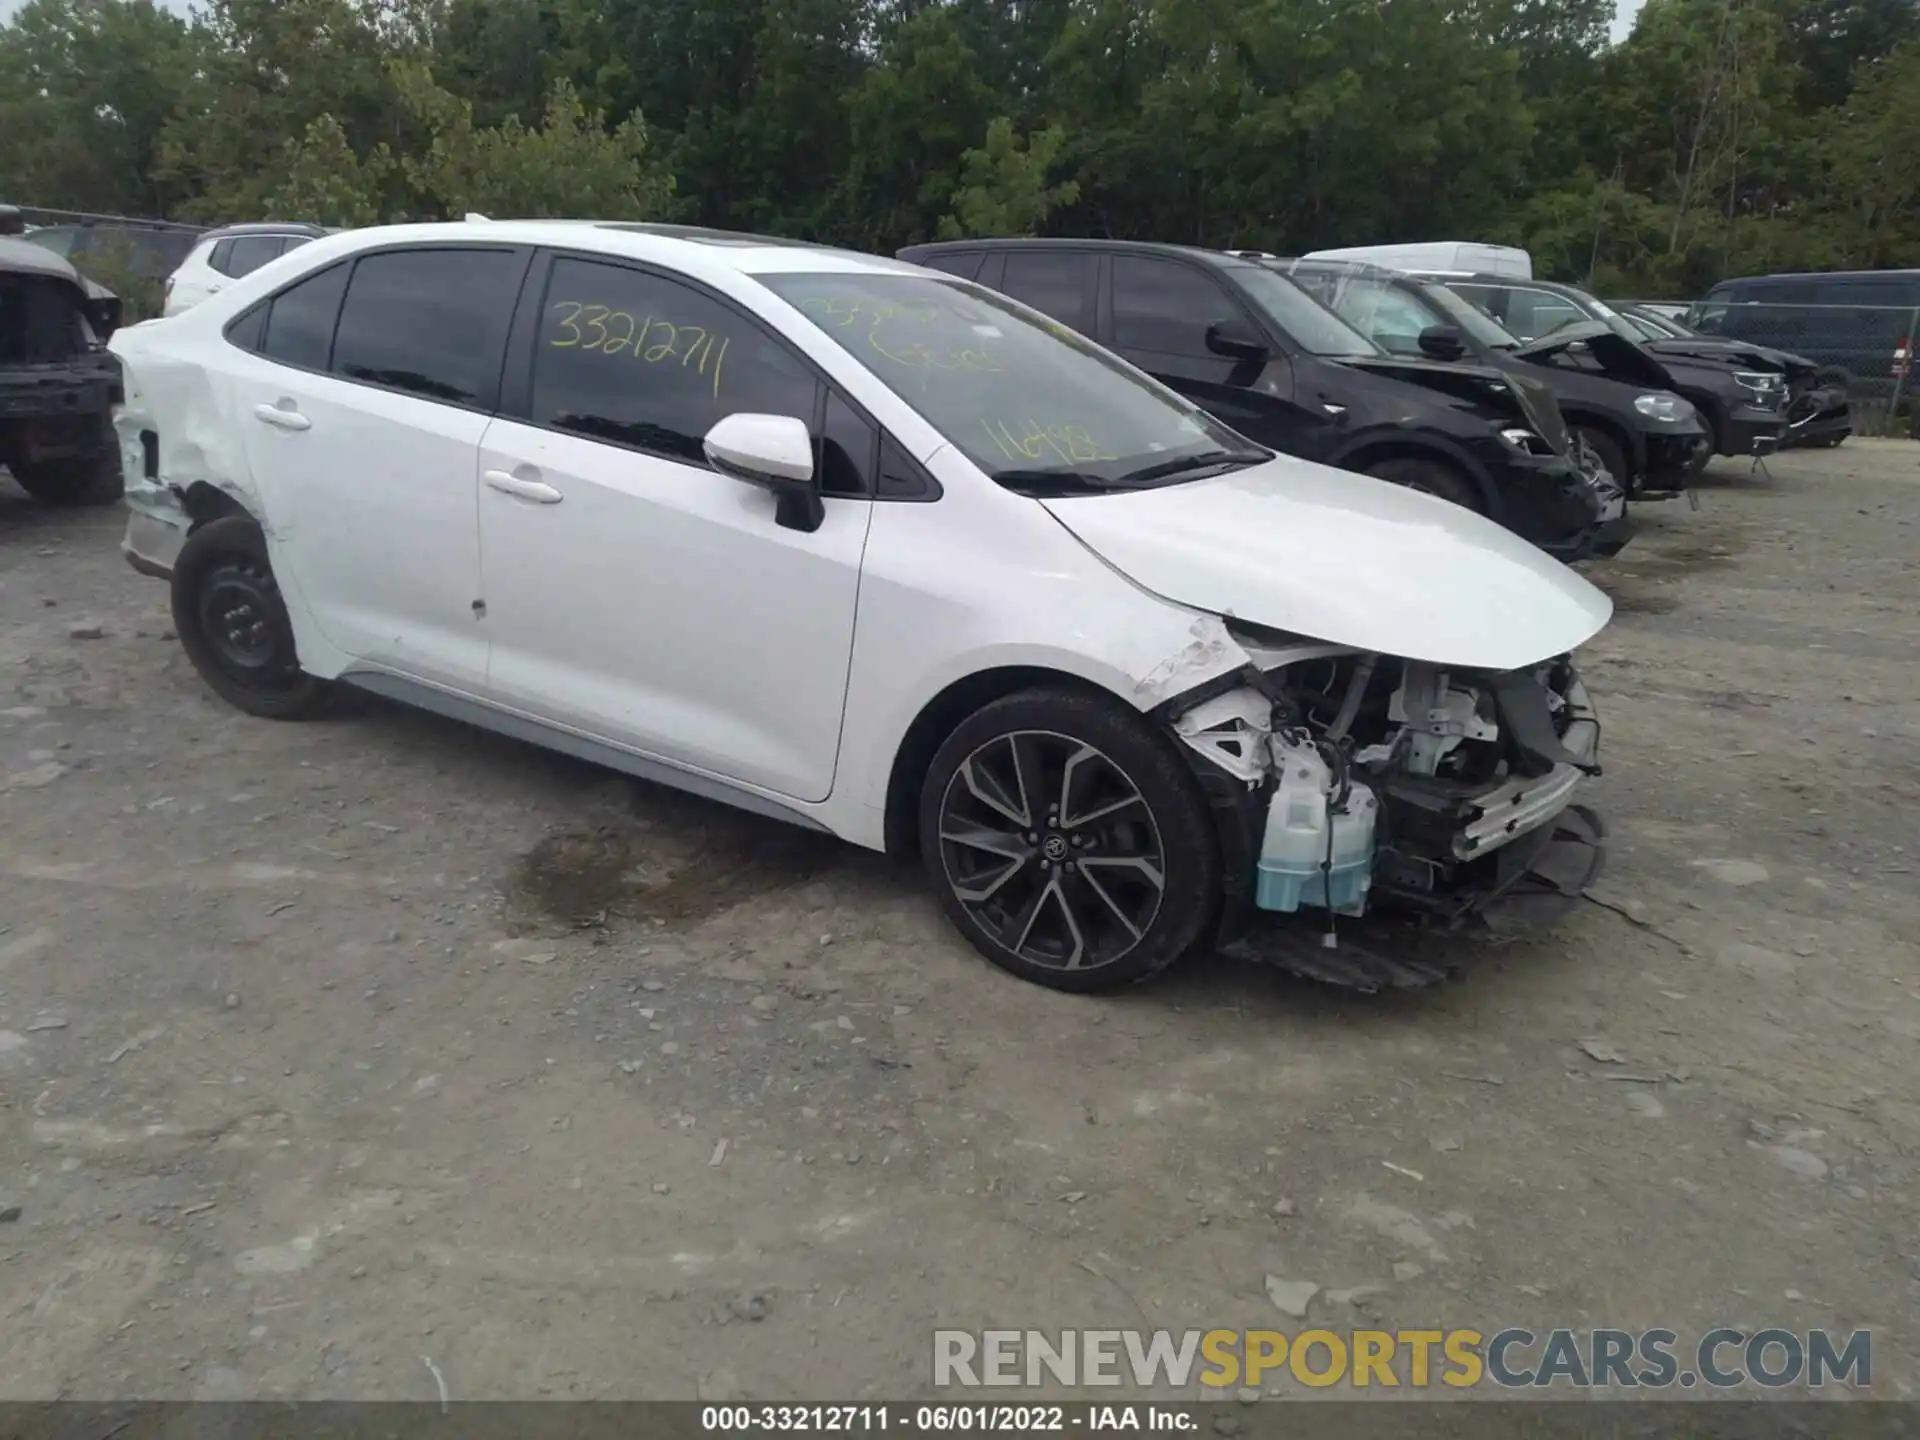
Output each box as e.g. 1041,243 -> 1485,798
202,222 -> 332,241
274,219 -> 917,280
899,237 -> 1246,270
1275,256 -> 1419,282
1712,268 -> 1920,287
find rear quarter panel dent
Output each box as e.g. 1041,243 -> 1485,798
110,333 -> 262,527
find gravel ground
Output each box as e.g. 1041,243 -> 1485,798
1,442 -> 1916,1403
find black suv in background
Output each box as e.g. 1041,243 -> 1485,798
1425,273 -> 1790,471
898,239 -> 1625,560
1278,258 -> 1709,497
1690,269 -> 1920,385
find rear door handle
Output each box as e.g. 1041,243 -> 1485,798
252,403 -> 310,432
484,469 -> 564,504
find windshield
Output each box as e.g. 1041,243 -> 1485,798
1230,264 -> 1379,358
1571,291 -> 1648,345
760,271 -> 1266,493
1282,266 -> 1523,357
1280,270 -> 1444,356
1418,281 -> 1522,349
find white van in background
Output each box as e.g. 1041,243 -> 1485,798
1302,241 -> 1534,278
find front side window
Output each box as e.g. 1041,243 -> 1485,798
331,247 -> 523,406
1110,255 -> 1243,357
530,256 -> 820,470
761,270 -> 1264,495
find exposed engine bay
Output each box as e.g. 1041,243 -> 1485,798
1164,626 -> 1606,989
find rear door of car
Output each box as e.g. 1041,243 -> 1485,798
224,242 -> 533,690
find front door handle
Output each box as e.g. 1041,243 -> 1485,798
484,469 -> 564,504
253,402 -> 311,432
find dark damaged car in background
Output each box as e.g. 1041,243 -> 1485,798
1409,272 -> 1793,475
898,239 -> 1628,561
1614,301 -> 1851,450
1,212 -> 125,506
1274,256 -> 1709,501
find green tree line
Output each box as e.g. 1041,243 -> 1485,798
3,0 -> 1917,294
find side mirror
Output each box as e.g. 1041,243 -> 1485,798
703,413 -> 823,533
1205,319 -> 1270,362
1417,325 -> 1466,362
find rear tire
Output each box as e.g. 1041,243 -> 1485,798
9,451 -> 124,507
170,515 -> 330,720
918,686 -> 1221,993
1363,456 -> 1481,512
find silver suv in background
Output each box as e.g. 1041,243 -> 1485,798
163,223 -> 330,317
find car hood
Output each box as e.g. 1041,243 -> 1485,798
1040,457 -> 1612,671
1515,322 -> 1680,392
1342,354 -> 1570,451
1646,336 -> 1805,374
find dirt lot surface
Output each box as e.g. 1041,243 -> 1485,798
2,442 -> 1917,1404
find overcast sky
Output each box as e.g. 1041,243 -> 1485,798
0,0 -> 1648,51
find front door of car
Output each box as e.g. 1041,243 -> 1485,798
474,253 -> 873,805
1098,254 -> 1324,459
227,245 -> 530,691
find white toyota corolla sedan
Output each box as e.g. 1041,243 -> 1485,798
112,220 -> 1612,993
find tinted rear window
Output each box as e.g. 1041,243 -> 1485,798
330,248 -> 523,407
999,251 -> 1096,333
261,261 -> 350,370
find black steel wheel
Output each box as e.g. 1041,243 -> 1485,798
919,687 -> 1220,992
170,515 -> 329,719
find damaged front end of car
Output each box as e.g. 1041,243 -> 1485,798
1158,628 -> 1605,991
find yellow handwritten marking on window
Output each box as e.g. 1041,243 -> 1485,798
548,301 -> 730,399
981,419 -> 1120,465
795,294 -> 1004,373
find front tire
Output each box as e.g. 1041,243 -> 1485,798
170,515 -> 329,719
1364,456 -> 1482,512
918,686 -> 1221,992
